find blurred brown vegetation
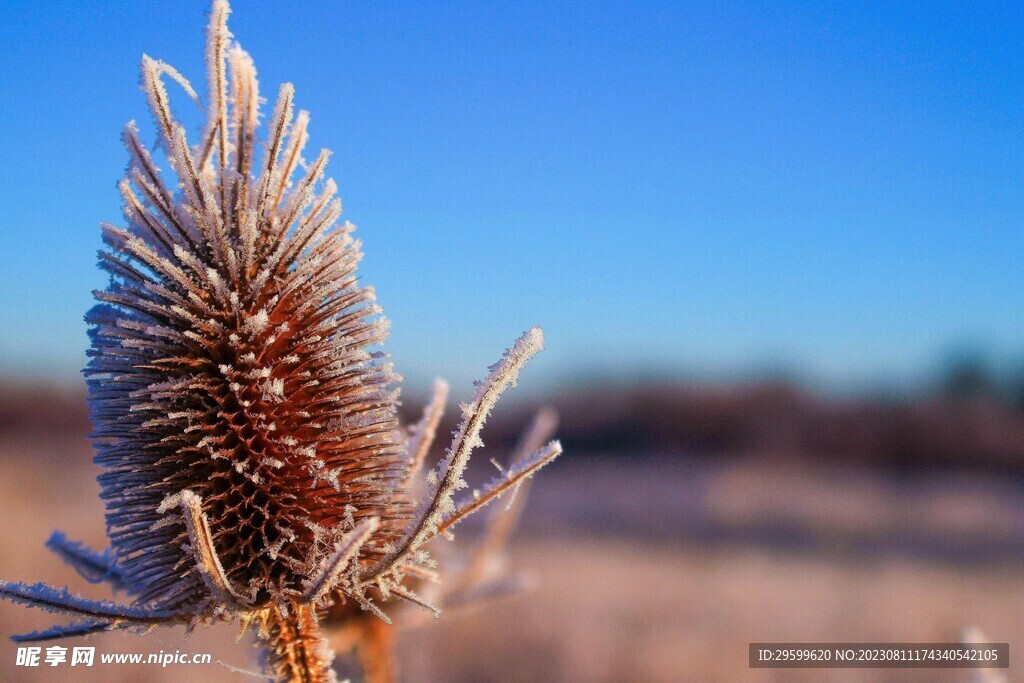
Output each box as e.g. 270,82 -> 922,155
471,380 -> 1024,478
9,377 -> 1024,476
1,378 -> 1022,681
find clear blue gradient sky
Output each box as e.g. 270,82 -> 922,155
0,1 -> 1022,393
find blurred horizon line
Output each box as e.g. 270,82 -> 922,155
4,338 -> 1024,404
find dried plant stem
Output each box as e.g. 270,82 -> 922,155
258,603 -> 336,683
355,618 -> 396,683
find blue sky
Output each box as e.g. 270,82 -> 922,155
0,1 -> 1022,393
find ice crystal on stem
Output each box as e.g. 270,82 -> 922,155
0,2 -> 561,682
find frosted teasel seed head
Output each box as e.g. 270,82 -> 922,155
0,2 -> 562,681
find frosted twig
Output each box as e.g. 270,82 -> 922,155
389,585 -> 440,617
362,327 -> 544,585
0,580 -> 184,623
12,620 -> 114,643
451,408 -> 559,590
437,439 -> 562,536
399,564 -> 440,584
403,378 -> 449,488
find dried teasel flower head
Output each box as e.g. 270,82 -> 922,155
0,2 -> 561,682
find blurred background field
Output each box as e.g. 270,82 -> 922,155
1,375 -> 1022,682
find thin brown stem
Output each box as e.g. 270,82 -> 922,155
258,602 -> 336,683
355,617 -> 396,683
